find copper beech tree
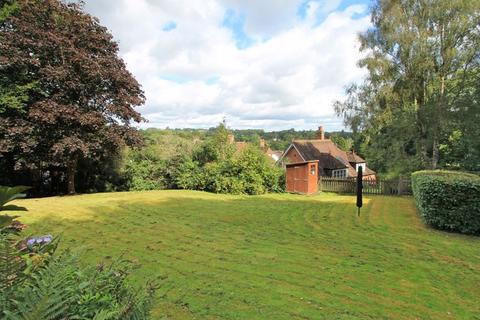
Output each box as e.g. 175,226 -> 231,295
0,0 -> 144,194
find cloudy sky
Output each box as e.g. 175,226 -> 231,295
83,0 -> 372,131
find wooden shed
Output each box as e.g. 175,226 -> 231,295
285,160 -> 319,195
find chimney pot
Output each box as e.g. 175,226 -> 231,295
317,126 -> 325,140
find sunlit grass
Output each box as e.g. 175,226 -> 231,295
14,190 -> 480,319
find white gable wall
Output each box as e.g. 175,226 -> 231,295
356,163 -> 366,172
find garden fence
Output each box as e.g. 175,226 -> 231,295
319,177 -> 412,195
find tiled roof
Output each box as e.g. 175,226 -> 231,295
362,166 -> 376,176
292,140 -> 348,167
346,151 -> 365,163
291,139 -> 375,176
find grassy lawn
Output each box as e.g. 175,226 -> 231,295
14,190 -> 480,319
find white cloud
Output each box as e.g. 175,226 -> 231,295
83,0 -> 370,131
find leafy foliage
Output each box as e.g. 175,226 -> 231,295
0,185 -> 29,210
175,145 -> 284,195
412,170 -> 480,235
335,0 -> 480,176
0,0 -> 17,20
123,124 -> 284,195
0,234 -> 60,313
0,0 -> 144,194
0,235 -> 25,294
0,185 -> 30,234
122,132 -> 197,191
0,235 -> 156,319
171,124 -> 284,195
124,151 -> 169,191
329,133 -> 353,152
0,81 -> 38,114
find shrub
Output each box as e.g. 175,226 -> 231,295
411,170 -> 480,235
212,176 -> 246,194
122,124 -> 285,195
175,157 -> 208,190
232,146 -> 284,194
123,148 -> 170,191
0,235 -> 156,319
174,146 -> 284,195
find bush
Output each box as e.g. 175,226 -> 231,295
0,235 -> 156,319
174,145 -> 284,195
411,170 -> 480,235
123,148 -> 170,191
175,157 -> 207,191
121,124 -> 285,195
212,176 -> 246,194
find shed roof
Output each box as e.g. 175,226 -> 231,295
285,160 -> 319,167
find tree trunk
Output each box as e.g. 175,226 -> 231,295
432,135 -> 439,169
67,156 -> 78,194
418,121 -> 430,168
431,72 -> 445,170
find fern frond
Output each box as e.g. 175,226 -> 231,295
93,309 -> 120,320
7,253 -> 78,320
0,235 -> 25,291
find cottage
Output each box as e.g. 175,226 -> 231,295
280,126 -> 376,180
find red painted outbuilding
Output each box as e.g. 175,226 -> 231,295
285,160 -> 319,195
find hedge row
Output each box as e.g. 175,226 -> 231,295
411,170 -> 480,235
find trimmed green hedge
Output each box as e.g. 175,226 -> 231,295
412,170 -> 480,235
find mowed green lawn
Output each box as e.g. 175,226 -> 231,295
14,190 -> 480,319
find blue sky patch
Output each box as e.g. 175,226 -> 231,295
205,76 -> 220,85
162,21 -> 177,32
337,0 -> 372,11
297,0 -> 370,25
160,74 -> 188,84
338,0 -> 371,20
297,0 -> 311,19
222,9 -> 255,49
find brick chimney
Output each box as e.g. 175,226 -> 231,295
259,138 -> 266,149
227,133 -> 235,144
317,126 -> 325,140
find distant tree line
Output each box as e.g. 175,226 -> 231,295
228,128 -> 354,152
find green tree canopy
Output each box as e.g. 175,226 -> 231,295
335,0 -> 480,175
